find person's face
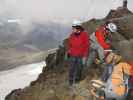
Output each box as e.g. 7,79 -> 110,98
72,27 -> 81,33
104,29 -> 110,36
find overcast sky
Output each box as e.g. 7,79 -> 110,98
0,0 -> 133,23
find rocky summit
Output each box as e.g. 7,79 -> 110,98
5,5 -> 133,100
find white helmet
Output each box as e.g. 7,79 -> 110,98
72,20 -> 82,27
106,23 -> 117,33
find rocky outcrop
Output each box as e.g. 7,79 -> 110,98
5,5 -> 133,100
5,42 -> 102,100
105,7 -> 132,20
105,0 -> 132,20
83,8 -> 133,61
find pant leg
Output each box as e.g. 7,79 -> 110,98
86,49 -> 96,67
75,57 -> 83,82
96,44 -> 105,62
101,66 -> 109,81
101,64 -> 113,82
87,43 -> 104,67
69,57 -> 76,85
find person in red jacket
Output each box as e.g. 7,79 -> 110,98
87,22 -> 117,67
95,25 -> 111,50
66,20 -> 90,86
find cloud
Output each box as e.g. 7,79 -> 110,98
0,0 -> 132,23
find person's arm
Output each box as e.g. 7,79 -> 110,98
82,32 -> 90,57
64,35 -> 71,61
67,35 -> 72,54
121,63 -> 132,75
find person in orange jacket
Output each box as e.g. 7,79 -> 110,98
104,53 -> 133,100
66,20 -> 90,86
90,53 -> 133,100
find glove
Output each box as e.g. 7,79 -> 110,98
64,53 -> 70,61
95,58 -> 105,65
82,57 -> 87,65
95,58 -> 101,65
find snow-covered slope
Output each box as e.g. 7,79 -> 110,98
0,62 -> 46,100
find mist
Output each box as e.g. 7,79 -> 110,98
0,0 -> 133,39
0,0 -> 133,23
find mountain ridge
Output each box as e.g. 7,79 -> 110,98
5,5 -> 133,100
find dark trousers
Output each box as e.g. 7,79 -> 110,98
101,64 -> 113,82
69,57 -> 83,86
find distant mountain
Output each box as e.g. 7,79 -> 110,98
22,22 -> 70,50
0,20 -> 70,71
0,22 -> 23,47
0,20 -> 70,50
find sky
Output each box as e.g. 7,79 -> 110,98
0,0 -> 133,23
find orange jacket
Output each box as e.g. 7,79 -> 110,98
95,26 -> 111,49
111,62 -> 132,96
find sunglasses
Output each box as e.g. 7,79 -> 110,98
72,26 -> 82,29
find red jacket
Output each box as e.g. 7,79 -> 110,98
95,26 -> 111,50
68,31 -> 90,57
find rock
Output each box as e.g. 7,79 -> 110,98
112,15 -> 133,39
114,39 -> 133,61
5,89 -> 23,100
105,7 -> 133,20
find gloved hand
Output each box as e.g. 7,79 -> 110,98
82,57 -> 87,65
95,58 -> 105,65
95,58 -> 101,65
64,53 -> 70,61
